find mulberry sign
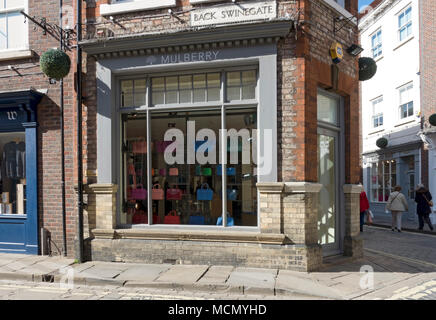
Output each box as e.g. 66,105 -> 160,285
191,1 -> 276,27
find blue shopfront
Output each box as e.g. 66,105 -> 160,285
0,90 -> 43,254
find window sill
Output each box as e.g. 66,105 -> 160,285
92,228 -> 288,244
0,49 -> 33,62
393,36 -> 414,51
190,0 -> 227,4
100,0 -> 176,16
374,55 -> 384,63
394,118 -> 417,128
368,127 -> 385,135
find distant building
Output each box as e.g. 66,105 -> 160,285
359,0 -> 436,223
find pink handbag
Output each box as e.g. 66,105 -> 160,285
166,186 -> 182,200
132,140 -> 147,154
152,184 -> 164,200
155,141 -> 172,153
131,184 -> 147,200
169,167 -> 179,176
159,168 -> 166,176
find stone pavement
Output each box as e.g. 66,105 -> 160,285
370,211 -> 435,234
0,226 -> 435,300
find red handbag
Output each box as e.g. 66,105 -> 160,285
132,211 -> 147,224
131,184 -> 147,200
132,140 -> 147,154
166,186 -> 182,200
152,184 -> 164,200
164,210 -> 180,224
169,167 -> 179,176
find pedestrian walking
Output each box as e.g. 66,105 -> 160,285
360,188 -> 370,232
386,186 -> 408,232
415,184 -> 434,231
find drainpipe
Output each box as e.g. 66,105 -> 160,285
60,0 -> 67,256
76,0 -> 84,263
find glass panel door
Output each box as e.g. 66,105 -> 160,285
317,129 -> 340,254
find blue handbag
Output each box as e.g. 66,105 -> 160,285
216,216 -> 234,226
227,189 -> 238,201
197,183 -> 213,201
188,215 -> 205,225
217,165 -> 236,176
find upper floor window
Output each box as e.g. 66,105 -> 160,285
371,96 -> 383,128
371,30 -> 382,58
398,6 -> 412,42
398,82 -> 414,119
0,0 -> 27,50
333,0 -> 345,7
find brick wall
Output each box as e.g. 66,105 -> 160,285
0,0 -> 77,257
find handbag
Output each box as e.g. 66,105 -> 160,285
216,215 -> 234,226
159,168 -> 167,176
202,167 -> 212,176
217,165 -> 236,176
166,186 -> 182,200
164,210 -> 181,224
132,211 -> 147,224
169,167 -> 179,176
156,141 -> 172,153
366,210 -> 373,224
188,215 -> 205,225
132,140 -> 147,154
423,194 -> 434,207
197,183 -> 213,201
131,184 -> 147,200
227,189 -> 238,201
152,184 -> 164,200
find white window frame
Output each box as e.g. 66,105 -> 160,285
101,0 -> 176,16
397,5 -> 412,43
398,82 -> 414,120
0,0 -> 29,52
371,96 -> 383,129
370,160 -> 396,203
370,29 -> 382,59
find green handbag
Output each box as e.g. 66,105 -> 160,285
202,167 -> 212,176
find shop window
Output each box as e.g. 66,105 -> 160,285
370,160 -> 396,202
120,69 -> 258,227
0,0 -> 27,51
398,6 -> 412,42
398,82 -> 413,119
226,70 -> 257,101
151,72 -> 221,106
0,132 -> 26,215
121,79 -> 146,108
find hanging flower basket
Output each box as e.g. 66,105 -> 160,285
359,57 -> 377,81
429,113 -> 436,126
40,49 -> 71,80
376,137 -> 388,149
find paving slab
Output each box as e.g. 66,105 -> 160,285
76,265 -> 127,279
226,267 -> 277,294
155,265 -> 210,284
115,264 -> 172,282
197,266 -> 234,284
276,270 -> 343,299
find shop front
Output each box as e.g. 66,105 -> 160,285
80,11 -> 362,271
0,90 -> 42,254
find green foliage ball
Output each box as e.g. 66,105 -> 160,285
40,49 -> 71,80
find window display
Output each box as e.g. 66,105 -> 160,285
120,69 -> 258,227
0,132 -> 26,215
370,159 -> 396,202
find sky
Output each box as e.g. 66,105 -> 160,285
359,0 -> 374,11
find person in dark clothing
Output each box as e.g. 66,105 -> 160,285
414,184 -> 434,231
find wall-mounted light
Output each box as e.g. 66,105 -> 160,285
347,44 -> 364,56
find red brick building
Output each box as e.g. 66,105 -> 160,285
77,0 -> 362,271
0,0 -> 77,255
0,0 -> 364,271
